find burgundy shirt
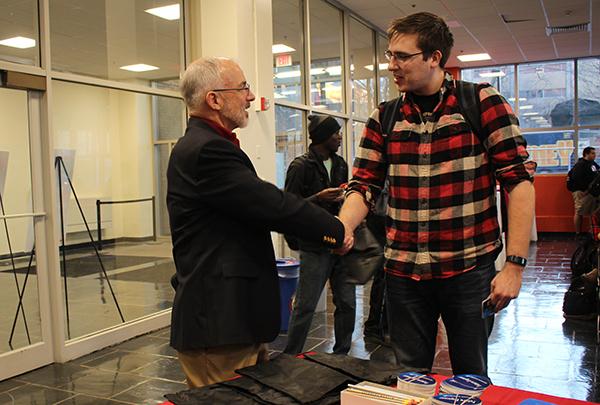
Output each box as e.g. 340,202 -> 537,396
191,115 -> 240,148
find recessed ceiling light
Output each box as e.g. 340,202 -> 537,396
519,105 -> 534,110
0,36 -> 36,49
457,53 -> 491,62
145,4 -> 180,20
120,64 -> 159,72
272,44 -> 296,54
523,112 -> 539,116
479,71 -> 505,78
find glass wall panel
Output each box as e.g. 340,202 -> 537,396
309,0 -> 343,112
0,0 -> 39,66
348,18 -> 375,119
350,120 -> 366,165
518,61 -> 574,129
272,0 -> 304,104
578,129 -> 600,160
153,96 -> 184,237
275,106 -> 305,188
523,130 -> 575,173
0,88 -> 41,353
53,80 -> 175,339
460,65 -> 516,110
377,34 -> 396,103
577,58 -> 600,126
50,0 -> 182,89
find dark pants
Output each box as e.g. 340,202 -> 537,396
364,214 -> 387,336
364,264 -> 388,336
284,250 -> 356,355
385,261 -> 496,376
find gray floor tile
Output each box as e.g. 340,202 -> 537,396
62,369 -> 147,398
112,379 -> 186,404
133,358 -> 186,383
54,394 -> 135,404
0,384 -> 74,405
15,363 -> 94,387
81,350 -> 162,373
0,379 -> 26,394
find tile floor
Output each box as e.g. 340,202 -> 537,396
0,234 -> 599,404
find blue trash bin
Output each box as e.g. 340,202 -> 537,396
276,258 -> 300,332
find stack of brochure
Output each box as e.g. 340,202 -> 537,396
341,381 -> 426,405
439,374 -> 491,397
396,372 -> 437,397
431,393 -> 483,405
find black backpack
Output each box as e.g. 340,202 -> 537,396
566,167 -> 577,192
378,80 -> 508,231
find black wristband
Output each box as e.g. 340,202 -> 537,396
506,255 -> 527,267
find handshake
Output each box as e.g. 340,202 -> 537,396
333,219 -> 355,255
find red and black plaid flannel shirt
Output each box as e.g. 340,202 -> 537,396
348,73 -> 535,280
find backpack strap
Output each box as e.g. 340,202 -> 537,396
380,96 -> 402,138
455,80 -> 484,145
455,79 -> 509,233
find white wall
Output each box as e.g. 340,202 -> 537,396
190,0 -> 277,183
52,81 -> 154,243
0,87 -> 34,256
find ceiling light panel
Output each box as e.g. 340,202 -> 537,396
145,4 -> 180,21
120,64 -> 159,72
0,36 -> 36,49
457,53 -> 491,62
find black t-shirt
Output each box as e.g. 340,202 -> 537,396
412,92 -> 440,114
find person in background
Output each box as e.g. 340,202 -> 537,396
336,12 -> 535,376
167,57 -> 349,388
363,182 -> 388,345
568,146 -> 600,237
283,115 -> 356,355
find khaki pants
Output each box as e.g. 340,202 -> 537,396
177,343 -> 269,388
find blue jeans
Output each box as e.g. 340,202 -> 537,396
385,261 -> 496,376
284,250 -> 356,354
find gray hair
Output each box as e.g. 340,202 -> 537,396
180,57 -> 229,110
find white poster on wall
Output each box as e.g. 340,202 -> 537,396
54,149 -> 76,244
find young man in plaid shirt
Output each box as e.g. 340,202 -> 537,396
337,12 -> 536,376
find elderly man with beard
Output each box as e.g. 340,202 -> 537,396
167,57 -> 348,388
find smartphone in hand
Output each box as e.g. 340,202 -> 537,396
481,297 -> 495,319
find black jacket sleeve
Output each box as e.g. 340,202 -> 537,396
195,139 -> 344,249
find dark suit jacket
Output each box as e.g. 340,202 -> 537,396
167,117 -> 344,351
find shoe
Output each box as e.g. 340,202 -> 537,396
364,330 -> 385,345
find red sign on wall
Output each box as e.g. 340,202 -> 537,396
275,54 -> 292,67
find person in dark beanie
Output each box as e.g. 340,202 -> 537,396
283,114 -> 355,354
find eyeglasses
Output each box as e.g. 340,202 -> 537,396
211,82 -> 251,94
384,50 -> 423,63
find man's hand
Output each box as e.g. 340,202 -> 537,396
333,221 -> 354,255
490,262 -> 523,312
317,188 -> 344,202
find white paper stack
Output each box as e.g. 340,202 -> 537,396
341,381 -> 426,405
439,374 -> 491,398
431,393 -> 483,405
396,372 -> 437,397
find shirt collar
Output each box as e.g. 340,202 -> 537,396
190,115 -> 240,148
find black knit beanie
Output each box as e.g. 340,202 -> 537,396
308,115 -> 341,144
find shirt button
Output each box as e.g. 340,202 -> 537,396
420,198 -> 427,205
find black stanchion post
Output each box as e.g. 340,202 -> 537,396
96,199 -> 102,251
56,157 -> 71,339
